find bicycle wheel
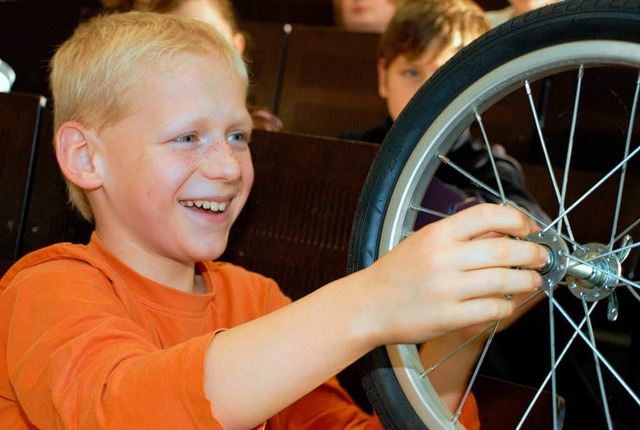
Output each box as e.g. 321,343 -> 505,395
347,0 -> 640,428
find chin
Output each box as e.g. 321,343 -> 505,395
196,240 -> 229,262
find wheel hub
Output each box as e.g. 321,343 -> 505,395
525,230 -> 569,289
565,243 -> 622,302
526,232 -> 629,302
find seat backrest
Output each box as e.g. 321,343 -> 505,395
236,0 -> 334,25
242,21 -> 290,112
222,129 -> 379,300
276,25 -> 387,138
0,91 -> 47,262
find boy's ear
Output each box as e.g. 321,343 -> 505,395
377,58 -> 389,99
55,122 -> 103,190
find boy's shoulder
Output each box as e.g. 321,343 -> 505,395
0,241 -> 108,294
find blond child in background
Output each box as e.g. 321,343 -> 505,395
333,0 -> 397,32
100,0 -> 244,51
0,12 -> 547,429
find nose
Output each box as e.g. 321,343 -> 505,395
199,140 -> 242,182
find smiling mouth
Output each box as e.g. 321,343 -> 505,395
179,199 -> 229,213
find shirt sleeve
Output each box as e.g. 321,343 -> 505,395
2,262 -> 222,430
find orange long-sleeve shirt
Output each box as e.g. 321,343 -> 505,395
0,234 -> 479,429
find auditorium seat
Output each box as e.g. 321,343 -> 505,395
0,92 -> 47,262
242,20 -> 290,112
276,25 -> 387,137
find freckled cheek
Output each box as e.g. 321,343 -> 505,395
141,157 -> 195,202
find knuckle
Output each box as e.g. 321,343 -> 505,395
476,203 -> 496,219
489,241 -> 510,261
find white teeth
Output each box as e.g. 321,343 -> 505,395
180,199 -> 229,213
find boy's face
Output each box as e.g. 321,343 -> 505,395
91,51 -> 253,265
337,0 -> 396,32
378,42 -> 458,121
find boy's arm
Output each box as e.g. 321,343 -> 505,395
205,204 -> 548,429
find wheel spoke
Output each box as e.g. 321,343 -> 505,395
544,143 -> 640,233
474,110 -> 507,203
422,291 -> 545,376
438,154 -> 584,250
581,297 -> 614,429
516,301 -> 598,429
410,204 -> 448,219
525,79 -> 577,244
626,284 -> 640,303
549,294 -> 640,406
608,71 -> 640,251
452,323 -> 499,425
614,217 -> 640,244
548,287 -> 559,430
581,240 -> 640,263
557,66 -> 584,246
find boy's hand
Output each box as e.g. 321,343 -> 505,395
356,203 -> 548,348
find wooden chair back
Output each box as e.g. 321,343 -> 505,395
243,21 -> 290,112
0,92 -> 47,261
276,25 -> 387,137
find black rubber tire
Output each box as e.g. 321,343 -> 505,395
347,0 -> 640,428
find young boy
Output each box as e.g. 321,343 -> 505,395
0,12 -> 547,429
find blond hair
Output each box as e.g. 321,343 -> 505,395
50,11 -> 248,221
379,0 -> 490,65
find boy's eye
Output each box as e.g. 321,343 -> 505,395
227,131 -> 249,144
175,133 -> 198,144
402,69 -> 421,78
